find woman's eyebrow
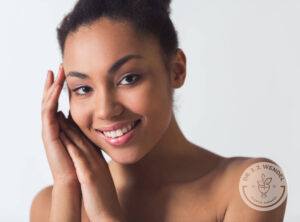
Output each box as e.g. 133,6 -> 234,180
66,54 -> 143,79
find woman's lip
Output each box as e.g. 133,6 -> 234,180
95,119 -> 141,146
96,119 -> 139,132
97,119 -> 140,133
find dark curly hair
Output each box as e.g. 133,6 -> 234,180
56,0 -> 179,71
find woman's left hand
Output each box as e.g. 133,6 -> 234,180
57,111 -> 124,221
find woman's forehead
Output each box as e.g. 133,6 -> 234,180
65,19 -> 155,55
63,20 -> 162,72
66,21 -> 158,55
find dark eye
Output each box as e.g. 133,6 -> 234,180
72,86 -> 92,96
119,74 -> 140,85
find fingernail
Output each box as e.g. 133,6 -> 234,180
59,64 -> 64,73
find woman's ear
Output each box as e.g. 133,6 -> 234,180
169,48 -> 187,89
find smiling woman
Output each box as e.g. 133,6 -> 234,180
30,0 -> 287,222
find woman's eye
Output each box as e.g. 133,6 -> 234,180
71,74 -> 140,97
119,74 -> 140,85
72,86 -> 92,96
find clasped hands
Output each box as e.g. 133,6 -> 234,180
57,111 -> 124,221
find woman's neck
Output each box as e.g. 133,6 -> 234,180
109,113 -> 210,191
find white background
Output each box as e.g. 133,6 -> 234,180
0,0 -> 299,221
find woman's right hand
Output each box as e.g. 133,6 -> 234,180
41,65 -> 78,185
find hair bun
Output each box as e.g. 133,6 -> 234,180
161,0 -> 171,14
138,0 -> 171,15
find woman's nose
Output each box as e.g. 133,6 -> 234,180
93,90 -> 123,120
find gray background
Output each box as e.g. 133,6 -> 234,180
0,0 -> 299,221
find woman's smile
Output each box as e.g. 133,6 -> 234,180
94,119 -> 142,146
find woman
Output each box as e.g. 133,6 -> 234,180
30,0 -> 287,221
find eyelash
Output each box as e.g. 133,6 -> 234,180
72,73 -> 141,97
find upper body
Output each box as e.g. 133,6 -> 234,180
31,152 -> 287,222
31,0 -> 287,221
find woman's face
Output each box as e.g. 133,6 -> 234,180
63,18 -> 174,164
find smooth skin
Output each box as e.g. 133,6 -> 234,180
37,65 -> 124,221
30,18 -> 287,222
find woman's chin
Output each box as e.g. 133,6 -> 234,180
108,150 -> 146,165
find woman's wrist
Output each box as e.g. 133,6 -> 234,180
50,181 -> 82,222
53,178 -> 80,189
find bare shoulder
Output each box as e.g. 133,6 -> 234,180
30,185 -> 53,222
218,156 -> 288,222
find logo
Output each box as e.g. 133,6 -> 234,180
239,161 -> 288,211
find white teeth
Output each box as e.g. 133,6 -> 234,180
116,129 -> 122,137
121,127 -> 128,133
102,120 -> 138,139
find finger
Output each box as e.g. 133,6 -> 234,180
43,70 -> 54,98
59,131 -> 92,183
58,113 -> 97,162
42,66 -> 65,116
47,65 -> 65,101
43,66 -> 60,99
67,116 -> 106,161
67,111 -> 105,160
43,135 -> 76,178
60,130 -> 84,161
41,84 -> 61,121
42,71 -> 54,108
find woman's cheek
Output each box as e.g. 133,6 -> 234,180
69,101 -> 90,128
134,83 -> 171,131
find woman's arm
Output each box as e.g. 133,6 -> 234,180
30,182 -> 82,222
34,66 -> 83,221
223,198 -> 286,222
49,181 -> 82,222
35,66 -> 124,221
